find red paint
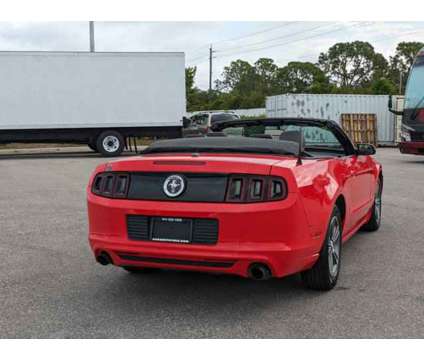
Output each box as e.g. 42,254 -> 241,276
87,152 -> 381,278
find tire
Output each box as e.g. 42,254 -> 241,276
96,130 -> 124,157
87,142 -> 98,152
301,206 -> 342,291
122,266 -> 157,274
361,178 -> 382,232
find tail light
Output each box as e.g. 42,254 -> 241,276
92,172 -> 130,198
91,172 -> 287,202
226,175 -> 287,203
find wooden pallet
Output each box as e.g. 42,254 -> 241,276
341,113 -> 377,146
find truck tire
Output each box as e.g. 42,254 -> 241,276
88,142 -> 98,152
96,130 -> 124,157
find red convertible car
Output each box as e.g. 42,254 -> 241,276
87,118 -> 382,290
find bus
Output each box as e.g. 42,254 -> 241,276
389,47 -> 424,154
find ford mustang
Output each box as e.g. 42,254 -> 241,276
87,118 -> 382,290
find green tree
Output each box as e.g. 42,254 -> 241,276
216,59 -> 257,95
389,41 -> 424,93
254,58 -> 279,95
185,66 -> 200,111
276,61 -> 330,93
318,41 -> 388,89
371,78 -> 396,95
185,66 -> 196,94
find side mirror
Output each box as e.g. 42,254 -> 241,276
182,117 -> 191,128
357,143 -> 376,156
388,95 -> 404,115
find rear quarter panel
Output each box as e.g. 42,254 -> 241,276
273,158 -> 346,252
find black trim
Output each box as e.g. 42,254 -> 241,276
127,172 -> 228,203
118,253 -> 235,268
127,215 -> 219,245
0,126 -> 182,144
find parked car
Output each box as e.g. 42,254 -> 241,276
87,117 -> 382,290
183,112 -> 239,137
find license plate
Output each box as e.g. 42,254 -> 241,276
151,217 -> 192,243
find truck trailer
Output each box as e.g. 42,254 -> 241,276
0,51 -> 186,156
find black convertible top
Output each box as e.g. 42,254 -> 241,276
141,136 -> 300,156
142,117 -> 356,157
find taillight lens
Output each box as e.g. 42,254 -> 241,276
226,175 -> 287,203
92,172 -> 130,198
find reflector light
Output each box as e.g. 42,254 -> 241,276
92,172 -> 130,198
226,175 -> 287,203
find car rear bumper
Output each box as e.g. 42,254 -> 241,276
89,234 -> 319,278
87,193 -> 321,278
399,141 -> 424,155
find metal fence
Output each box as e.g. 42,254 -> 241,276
266,94 -> 400,145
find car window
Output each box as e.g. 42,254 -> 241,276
221,123 -> 347,157
284,125 -> 342,147
211,113 -> 236,125
222,126 -> 245,136
191,114 -> 209,127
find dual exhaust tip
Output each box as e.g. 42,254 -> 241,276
96,252 -> 272,280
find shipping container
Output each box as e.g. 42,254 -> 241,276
266,94 -> 398,145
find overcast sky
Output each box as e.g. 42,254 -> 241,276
0,21 -> 423,89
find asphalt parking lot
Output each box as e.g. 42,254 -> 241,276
0,147 -> 423,338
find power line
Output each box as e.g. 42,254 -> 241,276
212,22 -> 299,45
186,22 -> 298,61
214,22 -> 370,60
188,22 -> 365,65
215,22 -> 334,55
371,29 -> 424,45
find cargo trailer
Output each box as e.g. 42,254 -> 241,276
0,51 -> 186,156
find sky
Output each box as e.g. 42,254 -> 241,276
0,21 -> 424,89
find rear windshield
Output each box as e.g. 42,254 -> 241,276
210,113 -> 237,125
222,123 -> 345,156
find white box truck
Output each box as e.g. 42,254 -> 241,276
0,51 -> 185,156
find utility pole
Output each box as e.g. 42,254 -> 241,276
89,21 -> 95,52
209,45 -> 214,92
399,71 -> 403,95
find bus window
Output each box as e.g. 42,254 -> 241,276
404,55 -> 424,110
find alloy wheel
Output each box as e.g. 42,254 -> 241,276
328,216 -> 341,278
